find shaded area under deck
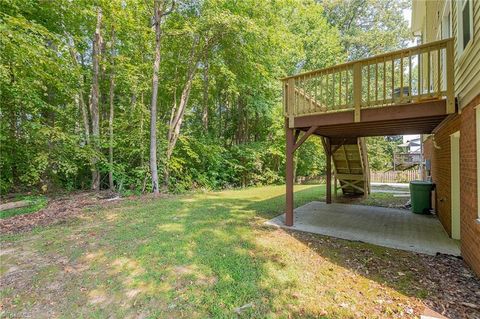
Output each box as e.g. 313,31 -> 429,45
283,38 -> 457,227
268,202 -> 460,256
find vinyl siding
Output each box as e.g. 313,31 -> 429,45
452,0 -> 480,109
420,0 -> 480,109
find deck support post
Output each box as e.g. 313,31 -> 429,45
334,172 -> 338,199
325,138 -> 332,204
446,39 -> 455,114
285,119 -> 295,226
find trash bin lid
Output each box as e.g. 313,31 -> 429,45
410,180 -> 433,185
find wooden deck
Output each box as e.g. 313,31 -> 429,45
292,99 -> 450,137
282,38 -> 455,126
282,38 -> 456,226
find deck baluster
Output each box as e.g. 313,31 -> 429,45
326,71 -> 329,111
409,53 -> 412,102
339,68 -> 342,108
367,63 -> 371,106
437,48 -> 441,98
427,50 -> 431,96
391,59 -> 395,104
353,63 -> 362,122
400,53 -> 404,102
383,58 -> 386,105
346,67 -> 349,106
320,72 -> 324,110
332,71 -> 336,110
418,52 -> 421,98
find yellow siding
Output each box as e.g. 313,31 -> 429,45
452,0 -> 480,109
418,0 -> 480,109
424,0 -> 442,43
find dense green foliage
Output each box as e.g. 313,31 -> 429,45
0,0 -> 410,194
322,0 -> 411,60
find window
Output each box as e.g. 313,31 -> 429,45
462,1 -> 471,47
457,0 -> 474,55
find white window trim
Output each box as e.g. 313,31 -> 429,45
456,0 -> 474,58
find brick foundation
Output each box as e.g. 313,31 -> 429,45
460,95 -> 480,276
423,94 -> 480,277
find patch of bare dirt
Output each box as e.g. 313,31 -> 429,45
0,191 -> 121,235
288,230 -> 480,319
0,241 -> 86,318
419,254 -> 480,319
335,193 -> 409,210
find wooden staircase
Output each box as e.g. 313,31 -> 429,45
329,138 -> 370,197
294,79 -> 371,197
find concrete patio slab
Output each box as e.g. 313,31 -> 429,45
266,201 -> 460,256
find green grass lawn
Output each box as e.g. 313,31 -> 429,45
0,185 -> 461,318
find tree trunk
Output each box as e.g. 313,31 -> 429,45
90,7 -> 103,191
8,64 -> 19,187
254,111 -> 259,142
108,27 -> 115,190
67,38 -> 90,144
217,98 -> 222,139
164,35 -> 200,187
202,52 -> 209,132
149,0 -> 163,194
139,92 -> 144,169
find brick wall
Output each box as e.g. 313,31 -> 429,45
423,114 -> 461,236
460,95 -> 480,276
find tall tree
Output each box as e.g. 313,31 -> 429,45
149,0 -> 162,194
202,51 -> 209,132
91,7 -> 103,190
108,26 -> 115,190
149,0 -> 174,194
165,34 -> 200,186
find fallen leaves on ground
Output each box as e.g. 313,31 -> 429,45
0,191 -> 120,234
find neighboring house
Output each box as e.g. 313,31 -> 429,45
402,135 -> 421,153
412,0 -> 480,275
394,136 -> 422,171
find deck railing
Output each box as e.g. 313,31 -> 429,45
282,38 -> 455,122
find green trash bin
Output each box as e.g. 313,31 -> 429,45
409,181 -> 434,214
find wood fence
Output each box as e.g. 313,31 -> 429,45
370,170 -> 420,183
297,170 -> 419,184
